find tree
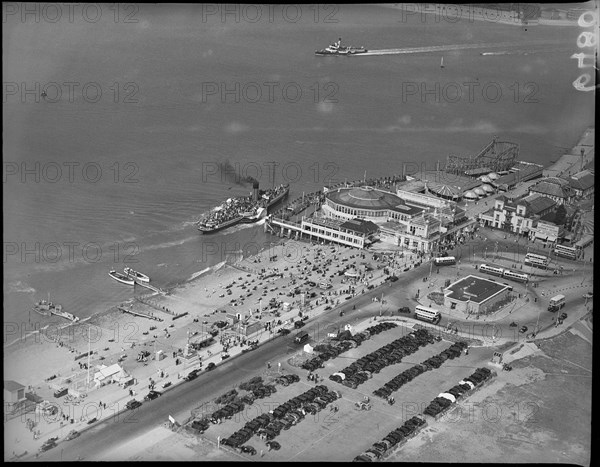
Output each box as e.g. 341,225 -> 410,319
554,204 -> 568,226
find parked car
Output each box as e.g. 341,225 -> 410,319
559,312 -> 568,320
40,440 -> 57,452
186,370 -> 200,381
277,328 -> 291,335
519,326 -> 528,334
240,445 -> 257,455
65,430 -> 80,441
266,440 -> 281,451
206,362 -> 216,371
583,292 -> 593,299
144,390 -> 162,401
126,399 -> 142,410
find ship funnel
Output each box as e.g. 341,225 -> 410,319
253,181 -> 260,202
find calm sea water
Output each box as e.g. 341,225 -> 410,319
3,4 -> 594,324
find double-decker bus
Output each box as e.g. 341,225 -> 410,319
434,256 -> 456,266
502,269 -> 529,283
524,253 -> 549,269
478,263 -> 505,276
414,305 -> 441,324
553,244 -> 579,259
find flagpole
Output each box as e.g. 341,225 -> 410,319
86,325 -> 91,387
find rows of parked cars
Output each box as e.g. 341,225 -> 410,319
353,416 -> 427,462
222,385 -> 337,450
330,329 -> 436,390
373,341 -> 468,399
423,367 -> 494,418
301,322 -> 399,372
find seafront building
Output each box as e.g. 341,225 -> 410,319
443,275 -> 514,315
477,193 -> 557,236
321,186 -> 442,251
267,131 -> 592,253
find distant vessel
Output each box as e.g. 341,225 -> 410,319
197,183 -> 289,234
315,38 -> 368,56
33,296 -> 62,316
124,267 -> 150,283
109,270 -> 135,286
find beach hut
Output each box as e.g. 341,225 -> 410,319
463,190 -> 478,200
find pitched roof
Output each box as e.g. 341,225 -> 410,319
521,193 -> 556,214
569,173 -> 594,191
530,180 -> 571,198
4,380 -> 25,392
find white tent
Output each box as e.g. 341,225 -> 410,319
474,187 -> 486,197
482,184 -> 494,193
487,172 -> 500,180
463,190 -> 478,200
303,344 -> 314,354
344,269 -> 359,278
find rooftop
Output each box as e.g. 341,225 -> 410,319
569,172 -> 594,191
326,186 -> 406,210
444,275 -> 511,304
529,179 -> 572,198
339,218 -> 379,235
4,380 -> 25,392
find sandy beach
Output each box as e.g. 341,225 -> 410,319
4,237 -> 412,393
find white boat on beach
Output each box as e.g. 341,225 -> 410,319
124,267 -> 150,283
51,309 -> 80,323
109,270 -> 135,286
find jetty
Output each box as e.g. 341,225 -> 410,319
118,306 -> 164,322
